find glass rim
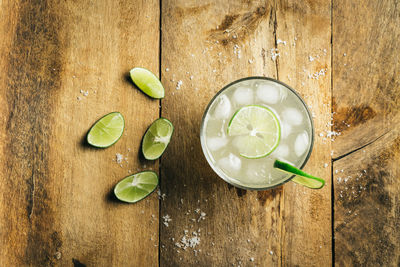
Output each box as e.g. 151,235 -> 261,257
199,76 -> 315,191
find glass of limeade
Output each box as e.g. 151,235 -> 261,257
200,77 -> 314,190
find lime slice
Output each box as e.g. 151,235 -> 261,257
114,171 -> 159,203
130,67 -> 164,99
227,105 -> 280,158
274,160 -> 325,189
87,112 -> 124,148
142,118 -> 174,160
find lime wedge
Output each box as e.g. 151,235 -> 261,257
142,118 -> 174,160
87,112 -> 124,148
274,160 -> 325,189
227,105 -> 281,158
130,67 -> 164,99
114,171 -> 159,203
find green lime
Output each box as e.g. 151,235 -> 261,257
114,171 -> 159,203
87,112 -> 124,148
227,105 -> 281,159
274,160 -> 325,189
142,118 -> 174,160
130,67 -> 164,99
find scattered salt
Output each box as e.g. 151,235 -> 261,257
308,68 -> 328,80
233,44 -> 241,59
162,214 -> 172,227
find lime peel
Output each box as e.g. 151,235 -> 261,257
274,160 -> 325,189
130,67 -> 165,99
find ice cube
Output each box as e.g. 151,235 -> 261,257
205,117 -> 226,137
245,161 -> 268,184
207,137 -> 228,151
280,122 -> 292,139
282,108 -> 303,126
233,87 -> 253,105
294,131 -> 309,157
273,144 -> 289,158
256,83 -> 280,104
218,153 -> 241,172
213,95 -> 231,119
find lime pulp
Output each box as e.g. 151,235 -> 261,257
227,105 -> 281,159
114,171 -> 159,203
87,112 -> 124,148
142,118 -> 174,160
130,67 -> 165,99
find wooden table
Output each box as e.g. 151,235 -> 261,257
1,0 -> 399,266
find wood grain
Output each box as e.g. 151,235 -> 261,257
160,0 -> 331,266
160,1 -> 280,266
0,0 -> 160,266
275,0 -> 332,265
332,0 -> 400,266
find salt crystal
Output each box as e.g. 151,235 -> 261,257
115,153 -> 123,164
270,48 -> 280,61
176,80 -> 183,90
277,39 -> 287,45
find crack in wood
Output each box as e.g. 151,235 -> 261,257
273,1 -> 279,80
332,131 -> 389,162
28,170 -> 35,220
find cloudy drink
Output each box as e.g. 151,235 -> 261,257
200,77 -> 314,189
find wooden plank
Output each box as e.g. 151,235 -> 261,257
160,1 -> 283,266
0,0 -> 160,266
332,0 -> 400,266
275,0 -> 332,266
